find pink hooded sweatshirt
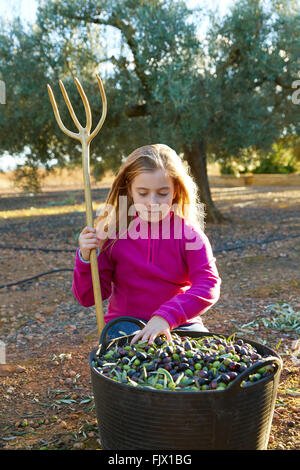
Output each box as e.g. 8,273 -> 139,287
72,210 -> 221,329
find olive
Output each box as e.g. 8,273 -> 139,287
201,384 -> 210,390
249,373 -> 261,382
221,373 -> 231,384
173,338 -> 181,346
198,377 -> 208,386
216,382 -> 227,390
160,351 -> 169,359
154,336 -> 164,346
210,379 -> 219,389
193,354 -> 202,361
250,353 -> 260,361
136,351 -> 148,361
197,369 -> 208,379
163,357 -> 172,364
240,348 -> 248,356
118,347 -> 127,357
212,360 -> 221,368
180,356 -> 189,364
227,371 -> 238,380
184,340 -> 192,351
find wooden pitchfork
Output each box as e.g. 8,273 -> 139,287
47,75 -> 107,337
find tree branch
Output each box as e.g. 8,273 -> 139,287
61,12 -> 153,99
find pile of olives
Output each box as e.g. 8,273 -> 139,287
91,333 -> 276,391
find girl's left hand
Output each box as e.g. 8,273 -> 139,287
130,316 -> 172,345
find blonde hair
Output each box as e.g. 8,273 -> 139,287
94,144 -> 206,253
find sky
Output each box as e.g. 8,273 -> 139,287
0,0 -> 234,171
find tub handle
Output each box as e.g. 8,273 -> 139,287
226,355 -> 282,392
98,316 -> 146,355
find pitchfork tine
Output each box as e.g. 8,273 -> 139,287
47,83 -> 80,140
74,77 -> 92,133
88,74 -> 107,143
58,80 -> 82,132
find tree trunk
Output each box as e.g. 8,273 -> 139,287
183,140 -> 232,225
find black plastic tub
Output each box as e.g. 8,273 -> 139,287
88,318 -> 282,450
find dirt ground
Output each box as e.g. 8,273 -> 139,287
0,184 -> 299,450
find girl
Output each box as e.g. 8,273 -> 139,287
72,144 -> 222,344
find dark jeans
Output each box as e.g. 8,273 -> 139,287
104,317 -> 209,342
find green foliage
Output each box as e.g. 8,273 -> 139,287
220,165 -> 235,175
219,134 -> 300,175
252,154 -> 296,174
0,0 -> 299,189
206,0 -> 300,160
13,162 -> 45,193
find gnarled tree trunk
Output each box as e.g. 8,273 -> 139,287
183,140 -> 232,225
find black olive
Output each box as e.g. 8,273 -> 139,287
136,351 -> 148,361
240,348 -> 248,356
154,336 -> 164,346
221,374 -> 231,384
198,377 -> 209,386
197,369 -> 208,379
180,356 -> 189,364
184,340 -> 192,351
163,357 -> 172,363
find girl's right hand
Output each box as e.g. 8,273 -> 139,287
78,226 -> 100,261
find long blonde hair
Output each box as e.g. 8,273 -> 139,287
94,144 -> 206,253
